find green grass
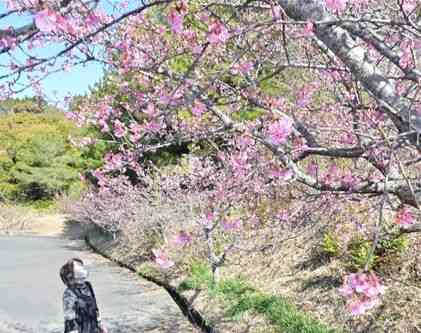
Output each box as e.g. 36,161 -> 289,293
22,199 -> 55,211
177,261 -> 214,292
178,263 -> 340,333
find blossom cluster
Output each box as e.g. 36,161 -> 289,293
339,272 -> 385,315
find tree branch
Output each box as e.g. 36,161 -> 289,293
277,0 -> 421,148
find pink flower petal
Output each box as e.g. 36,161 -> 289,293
174,231 -> 192,247
266,117 -> 293,145
208,22 -> 230,44
152,249 -> 174,269
325,0 -> 347,12
35,9 -> 59,33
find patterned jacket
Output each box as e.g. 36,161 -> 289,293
63,282 -> 101,333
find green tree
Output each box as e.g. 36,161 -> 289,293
0,110 -> 104,202
0,97 -> 52,114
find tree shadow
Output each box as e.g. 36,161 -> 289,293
301,275 -> 341,292
295,251 -> 330,272
103,310 -> 197,333
60,219 -> 91,240
344,304 -> 387,333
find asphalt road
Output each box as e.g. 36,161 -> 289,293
0,235 -> 190,333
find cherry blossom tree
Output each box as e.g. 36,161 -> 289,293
2,0 -> 421,316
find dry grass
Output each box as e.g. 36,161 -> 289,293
216,226 -> 421,333
0,203 -> 68,236
64,181 -> 421,333
0,204 -> 33,234
83,211 -> 421,333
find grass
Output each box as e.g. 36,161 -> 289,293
22,199 -> 56,211
179,263 -> 340,333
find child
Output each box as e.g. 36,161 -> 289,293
60,258 -> 107,333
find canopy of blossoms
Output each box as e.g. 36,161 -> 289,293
2,0 -> 421,316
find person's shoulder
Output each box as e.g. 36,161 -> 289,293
63,287 -> 76,298
84,281 -> 96,297
85,281 -> 95,291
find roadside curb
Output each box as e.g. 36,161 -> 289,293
84,231 -> 217,333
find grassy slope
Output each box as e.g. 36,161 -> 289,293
177,263 -> 339,333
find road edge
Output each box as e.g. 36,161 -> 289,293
84,230 -> 217,333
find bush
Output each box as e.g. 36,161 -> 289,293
348,238 -> 375,270
0,97 -> 52,114
321,232 -> 342,258
347,234 -> 409,271
0,110 -> 102,202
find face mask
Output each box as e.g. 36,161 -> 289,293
73,262 -> 89,284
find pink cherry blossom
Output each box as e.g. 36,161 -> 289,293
200,212 -> 215,228
399,40 -> 414,68
231,62 -> 253,75
268,97 -> 285,110
266,117 -> 293,145
248,215 -> 261,226
92,169 -> 108,187
35,9 -> 72,34
296,84 -> 316,108
322,164 -> 340,185
144,120 -> 162,133
113,120 -> 126,138
208,22 -> 230,44
270,168 -> 294,181
340,133 -> 357,145
35,9 -> 60,33
104,152 -> 124,171
394,207 -> 415,226
152,249 -> 175,269
191,100 -> 206,116
144,103 -> 157,118
0,36 -> 16,50
159,90 -> 182,106
276,210 -> 289,222
129,122 -> 142,143
339,272 -> 385,315
167,9 -> 184,34
216,151 -> 226,162
348,300 -> 367,316
307,161 -> 319,177
272,5 -> 282,20
229,152 -> 250,177
300,22 -> 314,37
341,174 -> 357,188
98,118 -> 109,133
402,0 -> 418,12
86,13 -> 102,27
237,136 -> 253,148
5,0 -> 19,10
325,0 -> 347,12
4,0 -> 421,320
222,218 -> 242,231
174,231 -> 192,247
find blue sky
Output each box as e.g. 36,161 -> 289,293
0,1 -> 131,102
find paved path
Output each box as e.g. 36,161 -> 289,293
0,235 -> 192,333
